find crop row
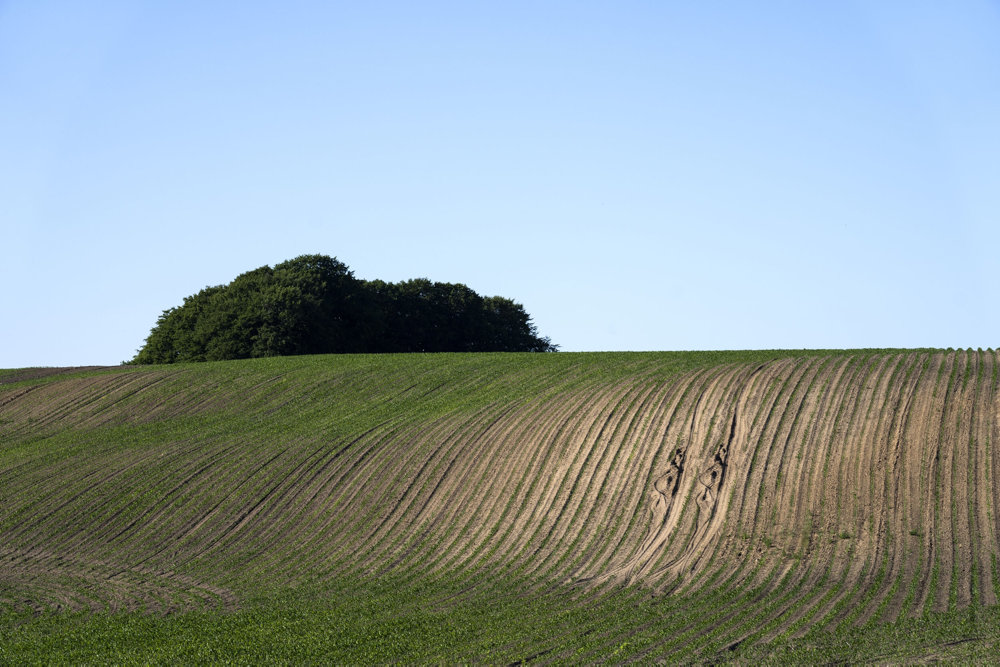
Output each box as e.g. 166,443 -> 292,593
1,349 -> 997,660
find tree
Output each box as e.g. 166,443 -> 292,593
131,255 -> 556,363
482,296 -> 557,352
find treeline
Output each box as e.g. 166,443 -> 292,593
131,255 -> 556,364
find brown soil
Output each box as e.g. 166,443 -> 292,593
5,350 -> 1000,643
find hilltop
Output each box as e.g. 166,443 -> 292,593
2,350 -> 1000,662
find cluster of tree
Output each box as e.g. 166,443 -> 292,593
131,255 -> 557,364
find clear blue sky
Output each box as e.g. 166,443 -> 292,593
3,2 -> 999,367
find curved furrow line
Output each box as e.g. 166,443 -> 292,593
225,424 -> 415,578
664,559 -> 811,661
305,413 -> 477,551
575,370 -> 712,581
659,361 -> 804,613
0,437 -> 142,522
3,442 -> 178,548
558,363 -> 799,662
406,388 -> 630,618
603,370 -> 722,586
140,380 -> 230,423
478,382 -> 637,574
385,425 -> 570,597
974,350 -> 998,607
801,354 -> 896,629
879,354 -> 944,621
819,355 -> 900,625
0,457 -> 104,529
454,372 -> 695,624
570,365 -> 795,664
800,355 -> 912,638
880,352 -> 943,621
631,359 -> 841,656
824,353 -> 910,630
462,380 -> 637,576
542,366 -> 729,586
846,352 -> 923,626
349,406 -> 519,573
0,369 -> 201,445
747,355 -> 833,571
664,356 -> 821,594
582,577 -> 745,663
369,404 -> 535,575
946,350 -> 974,611
218,421 -> 408,558
211,420 -> 405,582
150,441 -> 295,570
100,439 -> 271,546
622,362 -> 752,588
321,411 -> 495,573
638,363 -> 762,587
120,434 -> 295,566
411,385 -> 598,578
435,375 -> 695,597
617,558 -> 789,663
537,369 -> 716,586
670,356 -> 835,636
1,377 -> 99,433
424,390 -> 593,570
965,350 -> 990,608
74,372 -> 185,429
46,437 -> 235,557
951,350 -> 977,610
11,375 -> 128,432
834,353 -> 919,628
745,355 -> 863,646
786,354 -> 858,557
33,373 -> 168,432
897,352 -> 952,619
291,415 -> 482,578
188,439 -> 367,563
546,379 -> 700,585
671,357 -> 805,598
270,419 -> 430,563
131,436 -> 310,571
925,350 -> 964,615
965,350 -> 991,608
604,366 -> 726,576
852,353 -> 928,625
921,349 -> 967,616
769,355 -> 874,640
523,381 -> 662,572
0,385 -> 45,442
775,355 -> 849,542
530,380 -> 668,580
743,355 -> 834,574
703,552 -> 845,660
567,378 -> 692,580
0,383 -> 40,410
697,357 -> 816,593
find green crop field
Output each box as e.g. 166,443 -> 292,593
3,350 -> 1000,663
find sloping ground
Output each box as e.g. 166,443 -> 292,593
2,350 -> 999,660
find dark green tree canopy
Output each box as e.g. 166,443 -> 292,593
132,255 -> 556,363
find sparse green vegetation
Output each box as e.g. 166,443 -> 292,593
2,348 -> 999,662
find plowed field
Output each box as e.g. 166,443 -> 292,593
3,350 -> 1000,662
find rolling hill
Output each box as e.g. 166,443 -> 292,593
3,350 -> 1000,662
